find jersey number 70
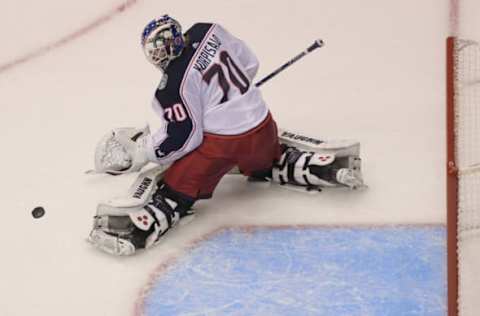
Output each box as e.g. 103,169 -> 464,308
202,51 -> 250,104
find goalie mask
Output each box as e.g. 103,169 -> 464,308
141,15 -> 185,70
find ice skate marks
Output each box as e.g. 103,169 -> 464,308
141,226 -> 446,316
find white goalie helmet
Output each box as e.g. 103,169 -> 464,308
94,126 -> 150,175
141,15 -> 185,70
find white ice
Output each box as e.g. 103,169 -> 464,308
0,0 -> 477,315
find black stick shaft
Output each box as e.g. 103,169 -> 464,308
254,39 -> 324,88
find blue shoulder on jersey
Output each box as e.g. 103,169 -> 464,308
153,23 -> 213,159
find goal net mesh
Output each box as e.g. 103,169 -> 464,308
450,37 -> 480,316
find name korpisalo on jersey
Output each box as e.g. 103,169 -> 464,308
193,33 -> 222,72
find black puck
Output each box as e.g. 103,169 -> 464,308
32,206 -> 45,219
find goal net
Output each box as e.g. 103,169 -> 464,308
447,37 -> 480,316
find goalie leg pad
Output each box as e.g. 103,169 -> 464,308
271,145 -> 365,190
272,145 -> 338,189
278,129 -> 360,157
89,166 -> 195,256
89,184 -> 192,255
268,129 -> 366,190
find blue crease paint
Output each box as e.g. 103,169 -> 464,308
143,226 -> 446,316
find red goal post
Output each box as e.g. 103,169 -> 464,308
446,36 -> 480,316
446,36 -> 458,316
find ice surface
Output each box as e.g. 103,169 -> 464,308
142,227 -> 446,316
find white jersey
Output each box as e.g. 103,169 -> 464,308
145,23 -> 269,164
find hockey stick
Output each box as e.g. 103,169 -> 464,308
254,39 -> 324,88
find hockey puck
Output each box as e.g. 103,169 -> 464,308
32,206 -> 45,219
